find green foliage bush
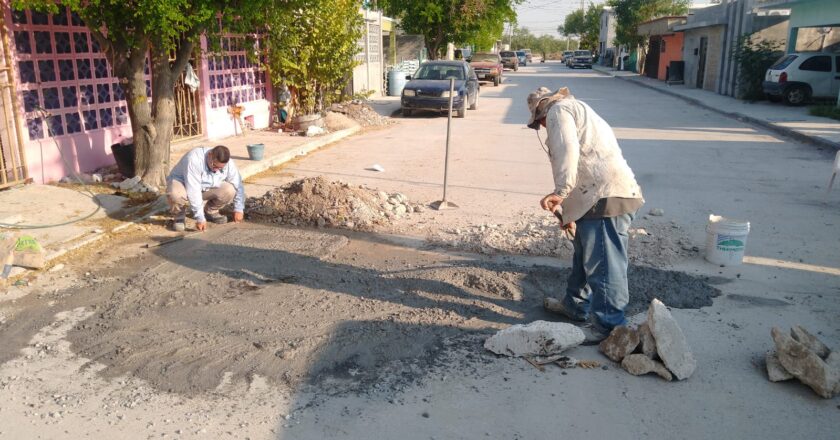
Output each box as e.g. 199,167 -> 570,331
732,35 -> 783,101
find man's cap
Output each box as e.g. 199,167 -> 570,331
526,87 -> 571,130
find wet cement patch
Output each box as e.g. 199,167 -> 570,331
58,224 -> 720,397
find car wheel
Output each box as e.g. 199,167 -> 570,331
783,85 -> 810,106
455,103 -> 466,118
493,76 -> 500,86
469,93 -> 478,110
402,108 -> 412,117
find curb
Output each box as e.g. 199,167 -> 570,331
5,125 -> 363,283
593,66 -> 840,151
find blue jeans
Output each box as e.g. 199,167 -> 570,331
561,213 -> 633,332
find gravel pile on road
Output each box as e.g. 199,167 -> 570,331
328,101 -> 392,127
245,176 -> 422,230
430,214 -> 699,267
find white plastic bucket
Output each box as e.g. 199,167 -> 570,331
705,215 -> 750,266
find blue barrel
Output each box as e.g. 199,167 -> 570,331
388,69 -> 407,96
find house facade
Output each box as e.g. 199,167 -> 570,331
599,6 -> 617,67
756,0 -> 840,53
675,0 -> 789,97
1,5 -> 274,185
638,16 -> 687,81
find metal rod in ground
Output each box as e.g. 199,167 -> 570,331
432,78 -> 459,210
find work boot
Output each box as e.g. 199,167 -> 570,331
172,210 -> 186,232
206,212 -> 228,224
544,297 -> 587,322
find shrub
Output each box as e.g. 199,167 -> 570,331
732,35 -> 783,101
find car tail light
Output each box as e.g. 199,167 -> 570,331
779,72 -> 787,84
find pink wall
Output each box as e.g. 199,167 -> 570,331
199,35 -> 272,140
6,6 -> 273,184
6,6 -> 134,183
658,33 -> 685,81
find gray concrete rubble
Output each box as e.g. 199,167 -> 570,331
637,322 -> 658,359
598,326 -> 640,363
599,299 -> 696,381
484,321 -> 584,358
770,327 -> 839,399
765,352 -> 794,382
647,299 -> 696,380
621,354 -> 673,381
790,325 -> 831,359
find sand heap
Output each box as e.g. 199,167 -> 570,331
246,176 -> 420,230
328,101 -> 391,127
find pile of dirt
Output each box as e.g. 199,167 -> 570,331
328,101 -> 391,127
246,176 -> 422,230
430,214 -> 699,267
324,111 -> 359,131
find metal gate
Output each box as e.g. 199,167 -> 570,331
0,21 -> 28,189
172,63 -> 203,140
171,52 -> 203,141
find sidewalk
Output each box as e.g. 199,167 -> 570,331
592,64 -> 840,151
0,125 -> 360,282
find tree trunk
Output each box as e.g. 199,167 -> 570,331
129,40 -> 194,188
121,49 -> 157,184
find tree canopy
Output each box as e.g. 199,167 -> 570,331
378,0 -> 520,58
608,0 -> 689,48
559,3 -> 602,51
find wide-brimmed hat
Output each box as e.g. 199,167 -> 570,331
526,87 -> 571,129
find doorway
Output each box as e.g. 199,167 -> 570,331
696,37 -> 708,89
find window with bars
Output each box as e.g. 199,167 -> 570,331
206,36 -> 267,109
12,7 -> 140,141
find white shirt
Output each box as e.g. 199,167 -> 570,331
167,147 -> 245,222
545,98 -> 643,224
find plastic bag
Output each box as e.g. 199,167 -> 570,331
184,63 -> 200,93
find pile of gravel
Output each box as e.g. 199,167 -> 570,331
328,101 -> 391,127
431,214 -> 699,267
245,176 -> 422,230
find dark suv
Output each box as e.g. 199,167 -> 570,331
499,51 -> 519,71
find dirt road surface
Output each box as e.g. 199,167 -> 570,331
1,62 -> 838,439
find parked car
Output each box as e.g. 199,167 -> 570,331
763,52 -> 840,106
469,52 -> 503,86
516,50 -> 527,67
562,50 -> 575,65
520,48 -> 533,63
568,50 -> 593,69
499,50 -> 519,71
401,60 -> 479,118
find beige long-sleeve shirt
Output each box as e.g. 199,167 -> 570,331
545,98 -> 643,224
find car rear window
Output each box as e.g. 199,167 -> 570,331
769,54 -> 797,70
575,51 -> 591,56
500,51 -> 515,57
473,53 -> 500,62
799,55 -> 831,72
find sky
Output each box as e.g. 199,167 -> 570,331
514,0 -> 713,37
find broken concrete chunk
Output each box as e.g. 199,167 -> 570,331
647,299 -> 696,380
621,354 -> 673,381
766,351 -> 794,382
637,322 -> 658,359
599,326 -> 640,363
649,208 -> 665,216
790,326 -> 830,359
771,327 -> 839,399
484,321 -> 584,358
